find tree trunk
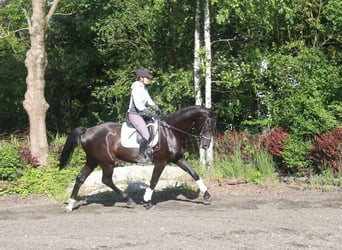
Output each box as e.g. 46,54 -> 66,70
203,0 -> 213,168
23,0 -> 49,166
194,0 -> 202,107
194,0 -> 207,166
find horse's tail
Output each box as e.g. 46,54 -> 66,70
59,127 -> 87,170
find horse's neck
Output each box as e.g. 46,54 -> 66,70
165,110 -> 201,131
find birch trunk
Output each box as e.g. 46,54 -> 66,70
203,0 -> 214,168
194,0 -> 206,166
194,0 -> 202,106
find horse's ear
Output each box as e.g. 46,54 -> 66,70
211,110 -> 218,119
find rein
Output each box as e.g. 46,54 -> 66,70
160,121 -> 200,138
159,117 -> 212,140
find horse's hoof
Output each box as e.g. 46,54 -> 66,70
203,191 -> 211,201
126,198 -> 136,208
64,202 -> 74,212
143,201 -> 154,210
64,198 -> 79,212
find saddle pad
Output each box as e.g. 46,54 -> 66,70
121,121 -> 159,148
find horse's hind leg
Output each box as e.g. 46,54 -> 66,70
101,164 -> 135,208
65,162 -> 96,212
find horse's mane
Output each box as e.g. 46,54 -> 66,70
162,105 -> 209,120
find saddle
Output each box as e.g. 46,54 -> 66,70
121,118 -> 159,148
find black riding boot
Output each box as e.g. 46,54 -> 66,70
137,138 -> 151,164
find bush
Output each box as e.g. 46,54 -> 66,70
311,127 -> 342,175
264,126 -> 342,176
263,127 -> 288,158
18,145 -> 39,167
9,165 -> 81,198
265,48 -> 339,138
1,134 -> 86,198
263,127 -> 314,175
0,139 -> 23,181
281,135 -> 313,175
215,130 -> 264,162
214,131 -> 276,183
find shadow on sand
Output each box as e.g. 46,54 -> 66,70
72,181 -> 210,209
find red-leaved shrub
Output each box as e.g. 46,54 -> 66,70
311,127 -> 342,175
262,127 -> 288,158
214,130 -> 263,162
18,145 -> 39,168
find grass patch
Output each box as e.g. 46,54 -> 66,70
212,148 -> 277,185
308,168 -> 341,187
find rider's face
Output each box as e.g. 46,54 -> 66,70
142,77 -> 151,85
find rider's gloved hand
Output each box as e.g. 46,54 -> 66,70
143,108 -> 157,118
150,105 -> 163,115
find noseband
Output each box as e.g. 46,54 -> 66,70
198,117 -> 215,141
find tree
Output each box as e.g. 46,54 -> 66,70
1,0 -> 340,173
23,0 -> 60,166
0,0 -> 29,132
203,0 -> 214,167
195,0 -> 214,168
91,0 -> 197,121
194,0 -> 202,107
45,0 -> 104,132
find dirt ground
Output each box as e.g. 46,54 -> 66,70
1,182 -> 342,250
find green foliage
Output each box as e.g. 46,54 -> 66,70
214,149 -> 275,184
45,0 -> 104,131
153,68 -> 195,112
281,135 -> 313,173
89,0 -> 197,123
0,38 -> 28,132
254,149 -> 276,177
0,139 -> 23,181
67,146 -> 86,169
308,169 -> 342,187
264,48 -> 339,137
215,150 -> 244,179
1,0 -> 340,136
212,0 -> 341,48
1,134 -> 85,198
9,165 -> 81,199
0,0 -> 31,132
0,0 -> 341,177
214,132 -> 276,184
322,1 -> 342,44
48,134 -> 86,169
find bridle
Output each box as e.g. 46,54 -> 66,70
159,116 -> 214,141
198,117 -> 214,141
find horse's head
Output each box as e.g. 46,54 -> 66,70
196,109 -> 218,150
162,106 -> 218,150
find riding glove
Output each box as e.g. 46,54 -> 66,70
150,105 -> 162,114
143,108 -> 157,118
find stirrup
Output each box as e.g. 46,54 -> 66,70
137,155 -> 152,165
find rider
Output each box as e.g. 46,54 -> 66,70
127,68 -> 161,164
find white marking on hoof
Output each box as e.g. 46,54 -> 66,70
64,198 -> 76,212
143,187 -> 153,202
196,179 -> 208,193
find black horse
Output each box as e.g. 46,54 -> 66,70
59,106 -> 218,211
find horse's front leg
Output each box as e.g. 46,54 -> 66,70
175,157 -> 211,201
143,163 -> 166,209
